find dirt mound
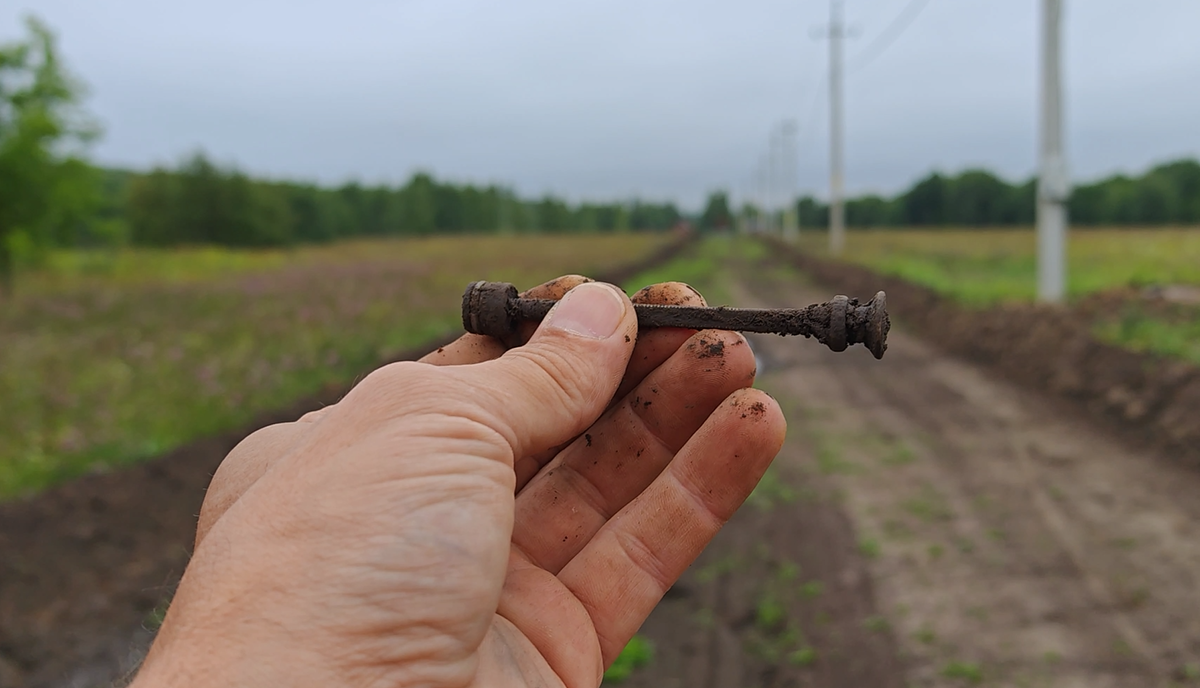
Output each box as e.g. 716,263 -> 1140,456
767,238 -> 1200,465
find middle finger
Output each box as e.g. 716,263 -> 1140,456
511,327 -> 757,573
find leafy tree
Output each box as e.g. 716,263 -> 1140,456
0,16 -> 98,293
535,195 -> 572,232
900,172 -> 948,225
945,170 -> 1011,225
845,195 -> 895,227
796,196 -> 827,229
700,191 -> 733,230
400,173 -> 437,235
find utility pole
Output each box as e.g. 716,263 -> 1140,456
1037,0 -> 1068,302
755,156 -> 767,233
828,0 -> 846,255
781,120 -> 799,242
772,126 -> 782,236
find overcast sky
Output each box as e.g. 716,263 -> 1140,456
5,1 -> 1200,209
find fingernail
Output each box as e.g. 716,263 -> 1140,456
544,282 -> 627,339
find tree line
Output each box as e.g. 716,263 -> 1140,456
112,154 -> 682,248
4,16 -> 1200,292
777,159 -> 1200,229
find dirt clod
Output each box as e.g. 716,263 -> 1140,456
697,340 -> 726,359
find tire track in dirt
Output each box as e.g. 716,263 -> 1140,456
737,259 -> 1200,688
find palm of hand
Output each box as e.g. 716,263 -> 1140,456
139,278 -> 784,688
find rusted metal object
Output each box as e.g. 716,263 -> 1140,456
461,281 -> 890,359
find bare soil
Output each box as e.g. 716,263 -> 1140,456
0,243 -> 692,688
728,255 -> 1200,687
7,237 -> 1200,687
769,238 -> 1200,466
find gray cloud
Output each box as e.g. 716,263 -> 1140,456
6,0 -> 1200,210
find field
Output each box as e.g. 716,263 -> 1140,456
796,228 -> 1200,304
6,233 -> 1200,687
0,233 -> 670,499
607,238 -> 1200,687
796,228 -> 1200,365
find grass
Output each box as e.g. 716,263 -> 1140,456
858,537 -> 882,559
796,228 -> 1200,305
746,464 -> 799,511
1094,306 -> 1200,366
902,485 -> 953,523
619,233 -> 735,303
794,227 -> 1200,366
603,635 -> 655,683
941,660 -> 985,684
0,233 -> 670,499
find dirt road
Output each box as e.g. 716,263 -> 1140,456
7,245 -> 1200,687
625,259 -> 1200,687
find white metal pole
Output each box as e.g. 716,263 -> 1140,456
1037,0 -> 1068,302
783,120 -> 799,242
771,125 -> 784,235
829,0 -> 846,255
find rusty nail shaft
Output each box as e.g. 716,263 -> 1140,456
462,281 -> 890,359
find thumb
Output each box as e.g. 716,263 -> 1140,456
457,281 -> 638,460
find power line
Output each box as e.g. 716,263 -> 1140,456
846,0 -> 933,74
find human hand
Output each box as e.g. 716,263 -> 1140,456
133,277 -> 785,688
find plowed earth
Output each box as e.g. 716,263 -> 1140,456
5,242 -> 1200,687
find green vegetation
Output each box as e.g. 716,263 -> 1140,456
0,17 -> 685,295
863,615 -> 890,632
117,156 -> 684,249
815,435 -> 857,475
903,486 -> 953,523
619,236 -> 735,305
755,591 -> 787,629
799,229 -> 1200,305
1094,305 -> 1200,367
0,234 -> 667,498
700,191 -> 735,230
881,442 -> 917,467
743,559 -> 825,667
694,554 -> 744,583
746,464 -> 799,511
779,159 -> 1200,228
603,635 -> 655,684
941,660 -> 985,684
858,537 -> 882,559
787,646 -> 817,667
1,17 -> 100,293
794,229 -> 1200,366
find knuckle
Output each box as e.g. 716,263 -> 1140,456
358,360 -> 433,395
515,344 -> 593,409
349,361 -> 444,417
523,274 -> 593,300
631,281 -> 706,306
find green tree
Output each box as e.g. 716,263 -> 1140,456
700,191 -> 733,230
900,173 -> 948,225
400,173 -> 437,235
0,16 -> 98,293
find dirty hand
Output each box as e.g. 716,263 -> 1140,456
132,277 -> 786,688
